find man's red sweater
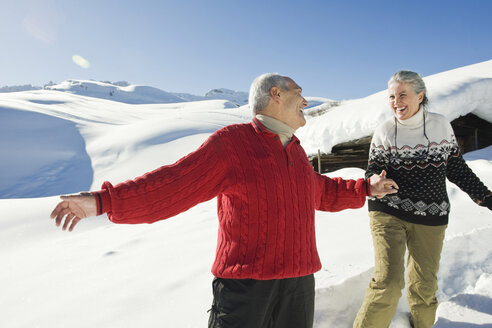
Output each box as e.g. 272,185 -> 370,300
93,118 -> 369,280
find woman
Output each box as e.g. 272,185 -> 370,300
353,70 -> 492,328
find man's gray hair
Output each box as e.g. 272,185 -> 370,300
249,73 -> 290,114
388,70 -> 429,108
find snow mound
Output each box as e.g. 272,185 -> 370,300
44,79 -> 189,104
43,79 -> 248,107
204,88 -> 249,105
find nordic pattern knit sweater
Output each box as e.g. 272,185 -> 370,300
93,118 -> 369,280
366,108 -> 490,226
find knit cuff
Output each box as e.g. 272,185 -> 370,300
478,192 -> 492,210
365,178 -> 372,197
91,189 -> 112,215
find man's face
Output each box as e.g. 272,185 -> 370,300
278,78 -> 308,130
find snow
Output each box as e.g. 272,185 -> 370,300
0,60 -> 491,327
0,84 -> 41,93
43,79 -> 248,107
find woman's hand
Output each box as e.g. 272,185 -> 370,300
477,193 -> 492,210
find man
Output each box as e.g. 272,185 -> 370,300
50,73 -> 398,328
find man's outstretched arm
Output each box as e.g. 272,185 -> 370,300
49,130 -> 230,231
315,170 -> 398,212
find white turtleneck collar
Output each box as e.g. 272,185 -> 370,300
255,114 -> 295,146
395,106 -> 425,127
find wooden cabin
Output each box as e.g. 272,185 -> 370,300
310,113 -> 492,173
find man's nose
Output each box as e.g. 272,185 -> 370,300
302,97 -> 308,108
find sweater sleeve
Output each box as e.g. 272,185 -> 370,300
446,144 -> 491,204
94,131 -> 230,224
365,127 -> 389,180
314,173 -> 367,212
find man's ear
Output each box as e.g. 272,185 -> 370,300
270,87 -> 281,103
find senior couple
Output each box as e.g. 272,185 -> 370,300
51,71 -> 491,328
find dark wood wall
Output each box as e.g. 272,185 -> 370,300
310,113 -> 492,173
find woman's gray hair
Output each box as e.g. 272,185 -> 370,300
249,73 -> 290,114
388,70 -> 429,108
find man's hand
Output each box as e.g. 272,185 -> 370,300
369,170 -> 399,199
50,192 -> 97,232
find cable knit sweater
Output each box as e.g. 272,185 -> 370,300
367,108 -> 490,226
93,118 -> 369,280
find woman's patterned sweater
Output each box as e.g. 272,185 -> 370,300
366,108 -> 490,226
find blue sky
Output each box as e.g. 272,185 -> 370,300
1,0 -> 491,99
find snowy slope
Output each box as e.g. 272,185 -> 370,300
203,88 -> 249,105
0,89 -> 252,198
0,84 -> 41,93
45,79 -> 187,104
43,79 -> 248,107
0,60 -> 491,328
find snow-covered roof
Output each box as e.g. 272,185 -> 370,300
297,59 -> 492,155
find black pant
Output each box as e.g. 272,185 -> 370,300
208,275 -> 315,328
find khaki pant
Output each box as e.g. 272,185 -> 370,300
353,211 -> 446,328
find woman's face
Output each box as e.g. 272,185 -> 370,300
388,81 -> 424,120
